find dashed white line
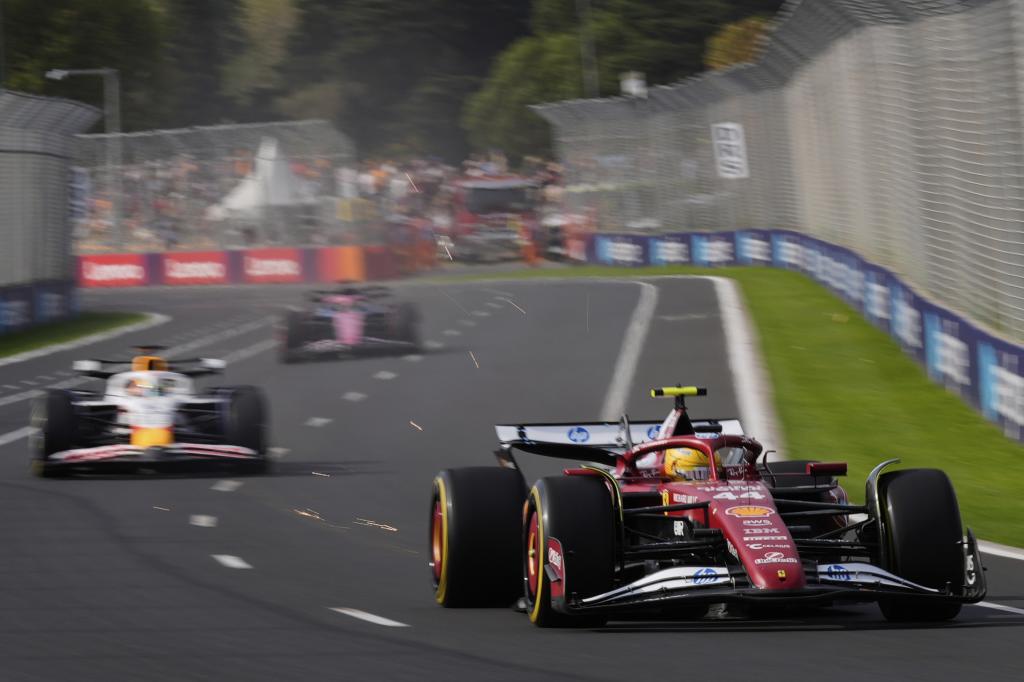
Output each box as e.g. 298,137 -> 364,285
212,554 -> 252,569
211,479 -> 243,492
329,607 -> 410,627
37,375 -> 55,382
269,447 -> 290,459
190,515 -> 218,528
472,310 -> 491,317
343,391 -> 367,402
424,340 -> 444,350
442,329 -> 461,337
19,380 -> 37,386
2,384 -> 17,390
486,302 -> 502,309
976,601 -> 1024,617
403,354 -> 424,362
306,417 -> 333,427
459,320 -> 476,327
0,426 -> 36,448
373,371 -> 397,381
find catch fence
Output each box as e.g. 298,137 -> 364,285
534,0 -> 1024,342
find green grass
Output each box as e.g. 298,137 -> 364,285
427,265 -> 1024,545
0,312 -> 148,359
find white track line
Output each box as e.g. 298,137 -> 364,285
0,312 -> 170,368
979,540 -> 1024,561
600,282 -> 658,421
424,340 -> 443,350
212,554 -> 252,569
443,329 -> 461,336
211,480 -> 243,492
976,601 -> 1024,617
0,426 -> 36,448
472,310 -> 490,317
222,338 -> 277,364
190,515 -> 218,528
329,607 -> 410,627
343,391 -> 367,402
305,417 -> 333,427
373,371 -> 397,381
403,354 -> 423,362
269,447 -> 290,459
706,276 -> 783,452
458,320 -> 476,327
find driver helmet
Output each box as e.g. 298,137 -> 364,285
126,377 -> 160,398
664,447 -> 714,481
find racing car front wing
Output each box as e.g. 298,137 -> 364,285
48,442 -> 259,466
563,543 -> 986,614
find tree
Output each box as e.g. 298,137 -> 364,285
2,0 -> 166,130
222,0 -> 299,108
704,15 -> 772,71
160,0 -> 243,126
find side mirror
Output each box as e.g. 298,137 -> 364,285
806,461 -> 848,477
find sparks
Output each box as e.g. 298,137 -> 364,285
405,172 -> 420,193
469,351 -> 479,369
153,506 -> 170,511
444,244 -> 453,261
355,518 -> 398,532
312,471 -> 331,477
409,420 -> 423,431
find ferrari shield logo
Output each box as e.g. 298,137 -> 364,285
725,505 -> 775,517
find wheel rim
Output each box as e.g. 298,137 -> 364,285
526,509 -> 540,598
431,499 -> 443,582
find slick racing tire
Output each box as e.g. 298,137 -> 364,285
878,469 -> 964,622
279,311 -> 305,364
524,476 -> 614,628
30,389 -> 77,478
395,302 -> 421,351
222,386 -> 269,474
430,467 -> 526,607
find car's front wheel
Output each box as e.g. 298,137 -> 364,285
878,468 -> 964,622
524,476 -> 614,627
30,390 -> 77,477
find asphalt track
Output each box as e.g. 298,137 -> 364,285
0,277 -> 1021,682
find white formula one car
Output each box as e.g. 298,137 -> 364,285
30,346 -> 269,477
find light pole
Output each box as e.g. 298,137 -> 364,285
46,68 -> 122,245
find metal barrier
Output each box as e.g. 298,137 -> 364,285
534,0 -> 1024,342
0,90 -> 100,333
74,120 -> 356,254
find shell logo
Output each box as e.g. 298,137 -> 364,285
725,505 -> 775,517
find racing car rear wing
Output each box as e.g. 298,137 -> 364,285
494,418 -> 744,466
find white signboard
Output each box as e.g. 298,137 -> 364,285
711,123 -> 749,179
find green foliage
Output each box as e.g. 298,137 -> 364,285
462,33 -> 582,159
3,0 -> 166,130
704,15 -> 771,70
464,0 -> 785,159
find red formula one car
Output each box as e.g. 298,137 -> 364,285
429,386 -> 985,626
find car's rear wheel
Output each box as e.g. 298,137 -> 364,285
878,468 -> 964,622
279,311 -> 305,364
30,390 -> 77,477
220,386 -> 268,474
395,302 -> 421,351
430,467 -> 526,607
524,476 -> 614,628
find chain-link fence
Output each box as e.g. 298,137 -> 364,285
534,0 -> 1024,341
74,120 -> 356,253
0,90 -> 100,288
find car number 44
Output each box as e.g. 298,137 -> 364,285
713,491 -> 766,500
